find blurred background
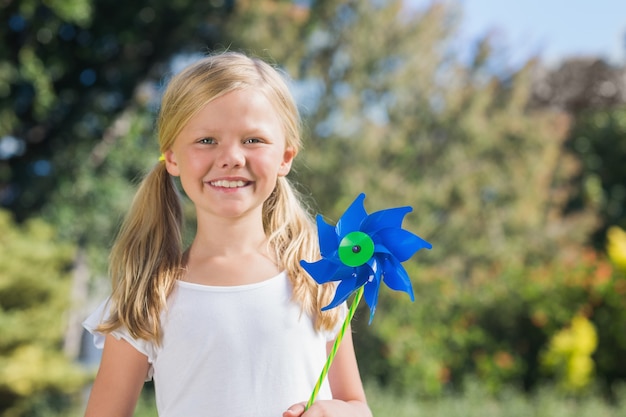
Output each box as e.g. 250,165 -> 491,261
1,0 -> 625,416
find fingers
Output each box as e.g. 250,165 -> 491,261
283,402 -> 306,417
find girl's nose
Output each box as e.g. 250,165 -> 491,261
217,143 -> 245,168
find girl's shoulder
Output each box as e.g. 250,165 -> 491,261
82,299 -> 158,377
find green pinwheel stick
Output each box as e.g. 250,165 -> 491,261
300,193 -> 432,409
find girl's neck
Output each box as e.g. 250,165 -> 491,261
193,213 -> 267,255
181,212 -> 280,286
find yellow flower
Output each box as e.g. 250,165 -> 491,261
607,226 -> 626,271
540,314 -> 598,391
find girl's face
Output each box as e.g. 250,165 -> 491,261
164,88 -> 295,222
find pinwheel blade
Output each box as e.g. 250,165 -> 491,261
316,215 -> 339,257
322,277 -> 363,311
361,206 -> 412,234
335,193 -> 367,238
300,259 -> 342,284
363,276 -> 381,323
381,257 -> 415,301
374,228 -> 432,262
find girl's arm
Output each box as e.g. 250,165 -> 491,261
84,334 -> 150,417
284,326 -> 373,417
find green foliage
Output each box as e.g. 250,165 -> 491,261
594,226 -> 626,395
0,210 -> 87,416
567,107 -> 626,244
44,104 -> 162,274
353,245 -> 626,397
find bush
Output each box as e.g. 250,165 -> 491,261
354,244 -> 626,397
0,210 -> 88,416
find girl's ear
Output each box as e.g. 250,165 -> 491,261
278,147 -> 296,177
164,150 -> 180,177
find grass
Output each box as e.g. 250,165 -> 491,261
123,380 -> 626,417
365,381 -> 626,417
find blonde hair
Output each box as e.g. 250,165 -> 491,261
99,52 -> 340,342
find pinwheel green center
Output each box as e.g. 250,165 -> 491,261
338,231 -> 375,267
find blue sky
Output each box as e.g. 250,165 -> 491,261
409,0 -> 626,67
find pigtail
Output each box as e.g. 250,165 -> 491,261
98,162 -> 183,343
265,177 -> 341,332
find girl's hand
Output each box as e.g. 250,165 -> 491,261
283,402 -> 306,417
283,400 -> 372,417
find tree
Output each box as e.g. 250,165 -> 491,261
563,107 -> 626,247
0,210 -> 86,416
530,58 -> 626,246
0,0 -> 233,220
530,58 -> 626,114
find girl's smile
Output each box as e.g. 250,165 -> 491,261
208,178 -> 250,189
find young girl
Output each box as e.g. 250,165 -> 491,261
82,51 -> 372,417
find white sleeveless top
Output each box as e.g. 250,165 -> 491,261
84,272 -> 340,417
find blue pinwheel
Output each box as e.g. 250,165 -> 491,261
300,193 -> 432,322
301,193 -> 432,410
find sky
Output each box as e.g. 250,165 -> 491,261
409,0 -> 626,67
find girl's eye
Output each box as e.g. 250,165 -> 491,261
198,137 -> 216,144
243,138 -> 263,144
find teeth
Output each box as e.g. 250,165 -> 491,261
210,180 -> 246,188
